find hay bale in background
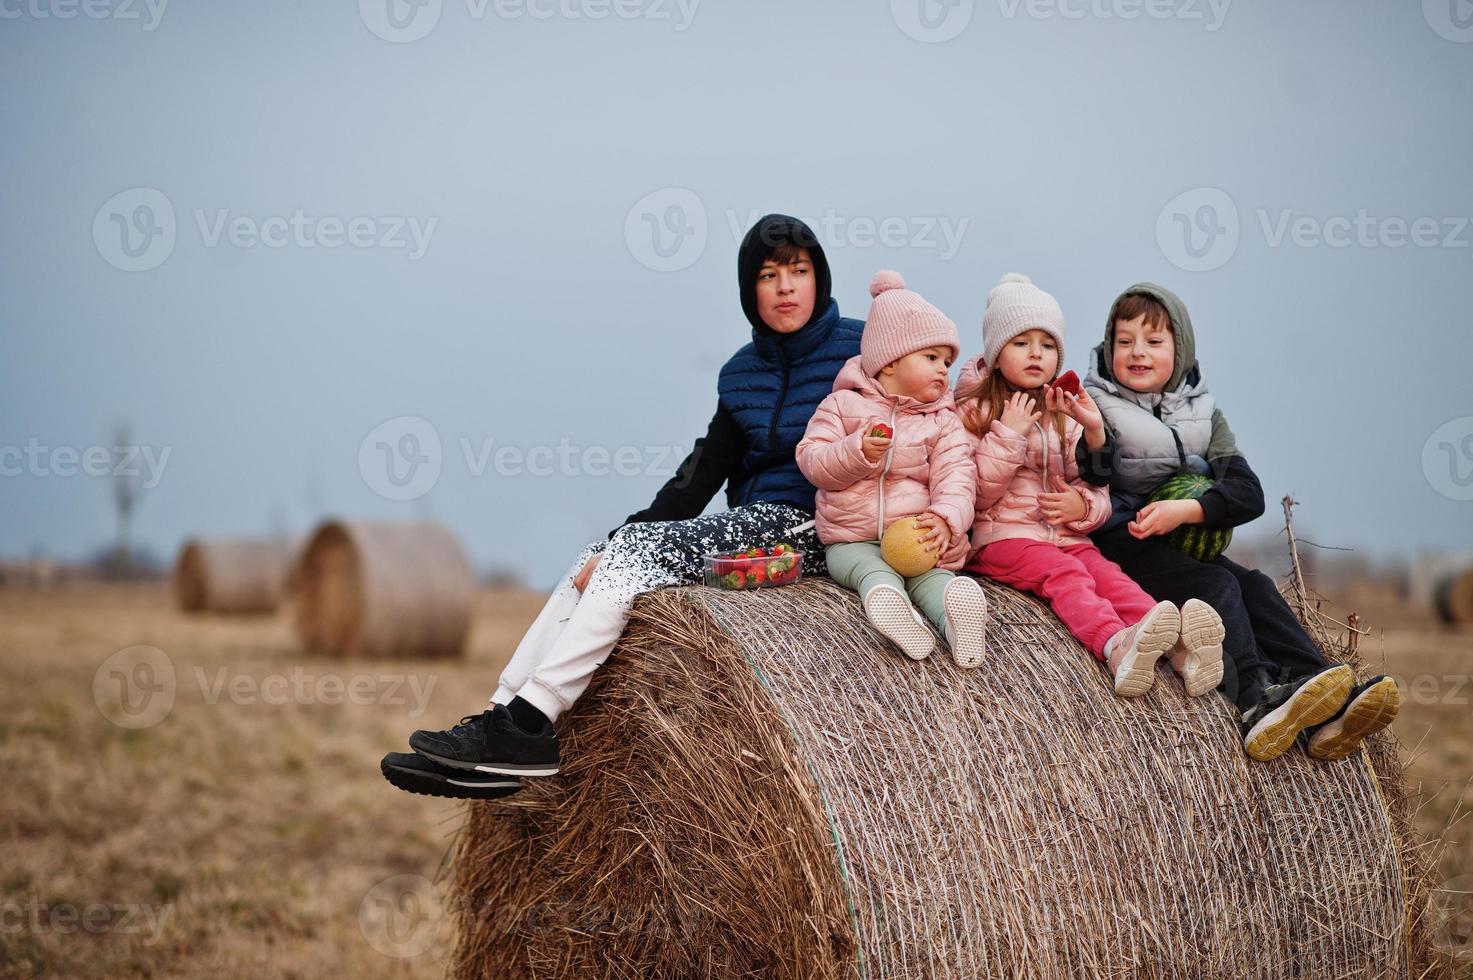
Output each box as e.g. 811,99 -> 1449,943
1434,567 -> 1473,627
173,537 -> 295,614
293,520 -> 472,658
449,577 -> 1447,980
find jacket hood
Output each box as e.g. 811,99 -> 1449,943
737,213 -> 833,336
1099,282 -> 1198,393
831,354 -> 955,415
956,353 -> 987,395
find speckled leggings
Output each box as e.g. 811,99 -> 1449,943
491,502 -> 823,721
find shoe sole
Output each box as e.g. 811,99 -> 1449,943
1113,603 -> 1180,697
1307,677 -> 1402,761
865,586 -> 934,661
1170,599 -> 1225,698
381,759 -> 522,800
943,577 -> 988,669
411,747 -> 560,777
1245,665 -> 1355,762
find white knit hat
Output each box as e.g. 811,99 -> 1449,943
981,273 -> 1066,370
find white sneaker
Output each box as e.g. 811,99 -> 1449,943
1170,598 -> 1225,697
862,584 -> 935,661
941,576 -> 988,669
1105,600 -> 1180,697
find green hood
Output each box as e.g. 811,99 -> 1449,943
1102,282 -> 1198,393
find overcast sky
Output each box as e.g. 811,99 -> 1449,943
2,0 -> 1471,587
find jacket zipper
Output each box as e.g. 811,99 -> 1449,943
749,348 -> 791,506
1034,418 -> 1056,543
876,403 -> 897,539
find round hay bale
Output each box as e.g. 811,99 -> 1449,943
448,577 -> 1448,980
173,537 -> 295,614
1433,567 -> 1473,626
293,520 -> 472,658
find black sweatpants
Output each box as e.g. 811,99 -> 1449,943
1093,525 -> 1333,713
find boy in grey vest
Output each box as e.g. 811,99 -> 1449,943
1083,283 -> 1400,762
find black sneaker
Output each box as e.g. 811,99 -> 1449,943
1240,664 -> 1354,762
380,751 -> 522,800
408,704 -> 560,776
1306,675 -> 1402,761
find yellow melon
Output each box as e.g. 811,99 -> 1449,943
881,516 -> 939,577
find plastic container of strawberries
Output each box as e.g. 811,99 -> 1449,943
702,545 -> 803,590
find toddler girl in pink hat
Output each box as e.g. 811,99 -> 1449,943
796,271 -> 987,667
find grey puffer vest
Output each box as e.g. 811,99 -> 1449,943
1084,344 -> 1216,525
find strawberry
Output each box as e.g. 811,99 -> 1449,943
750,564 -> 768,585
721,570 -> 747,590
771,544 -> 789,556
868,422 -> 893,439
1053,370 -> 1082,397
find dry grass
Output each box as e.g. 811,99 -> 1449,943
0,582 -> 541,979
2,577 -> 1472,978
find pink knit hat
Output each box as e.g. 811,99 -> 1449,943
860,270 -> 960,377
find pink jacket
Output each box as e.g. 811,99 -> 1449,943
952,356 -> 1112,555
796,355 -> 975,571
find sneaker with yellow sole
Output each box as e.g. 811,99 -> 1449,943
1306,675 -> 1401,761
1240,665 -> 1354,762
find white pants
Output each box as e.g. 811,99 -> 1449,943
489,503 -> 821,722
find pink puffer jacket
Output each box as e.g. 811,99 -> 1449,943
796,355 -> 975,571
952,356 -> 1111,554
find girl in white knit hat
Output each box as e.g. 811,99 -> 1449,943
953,273 -> 1225,697
796,271 -> 987,668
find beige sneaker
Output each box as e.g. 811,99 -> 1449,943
862,584 -> 935,661
1170,598 -> 1226,697
1106,601 -> 1181,697
941,576 -> 988,669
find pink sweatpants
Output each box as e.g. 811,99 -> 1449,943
966,538 -> 1160,659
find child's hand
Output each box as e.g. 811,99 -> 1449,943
912,512 -> 951,554
1038,474 -> 1087,526
1128,499 -> 1205,539
860,418 -> 892,463
999,392 -> 1042,436
1045,385 -> 1105,438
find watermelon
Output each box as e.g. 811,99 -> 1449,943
1146,473 -> 1232,562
